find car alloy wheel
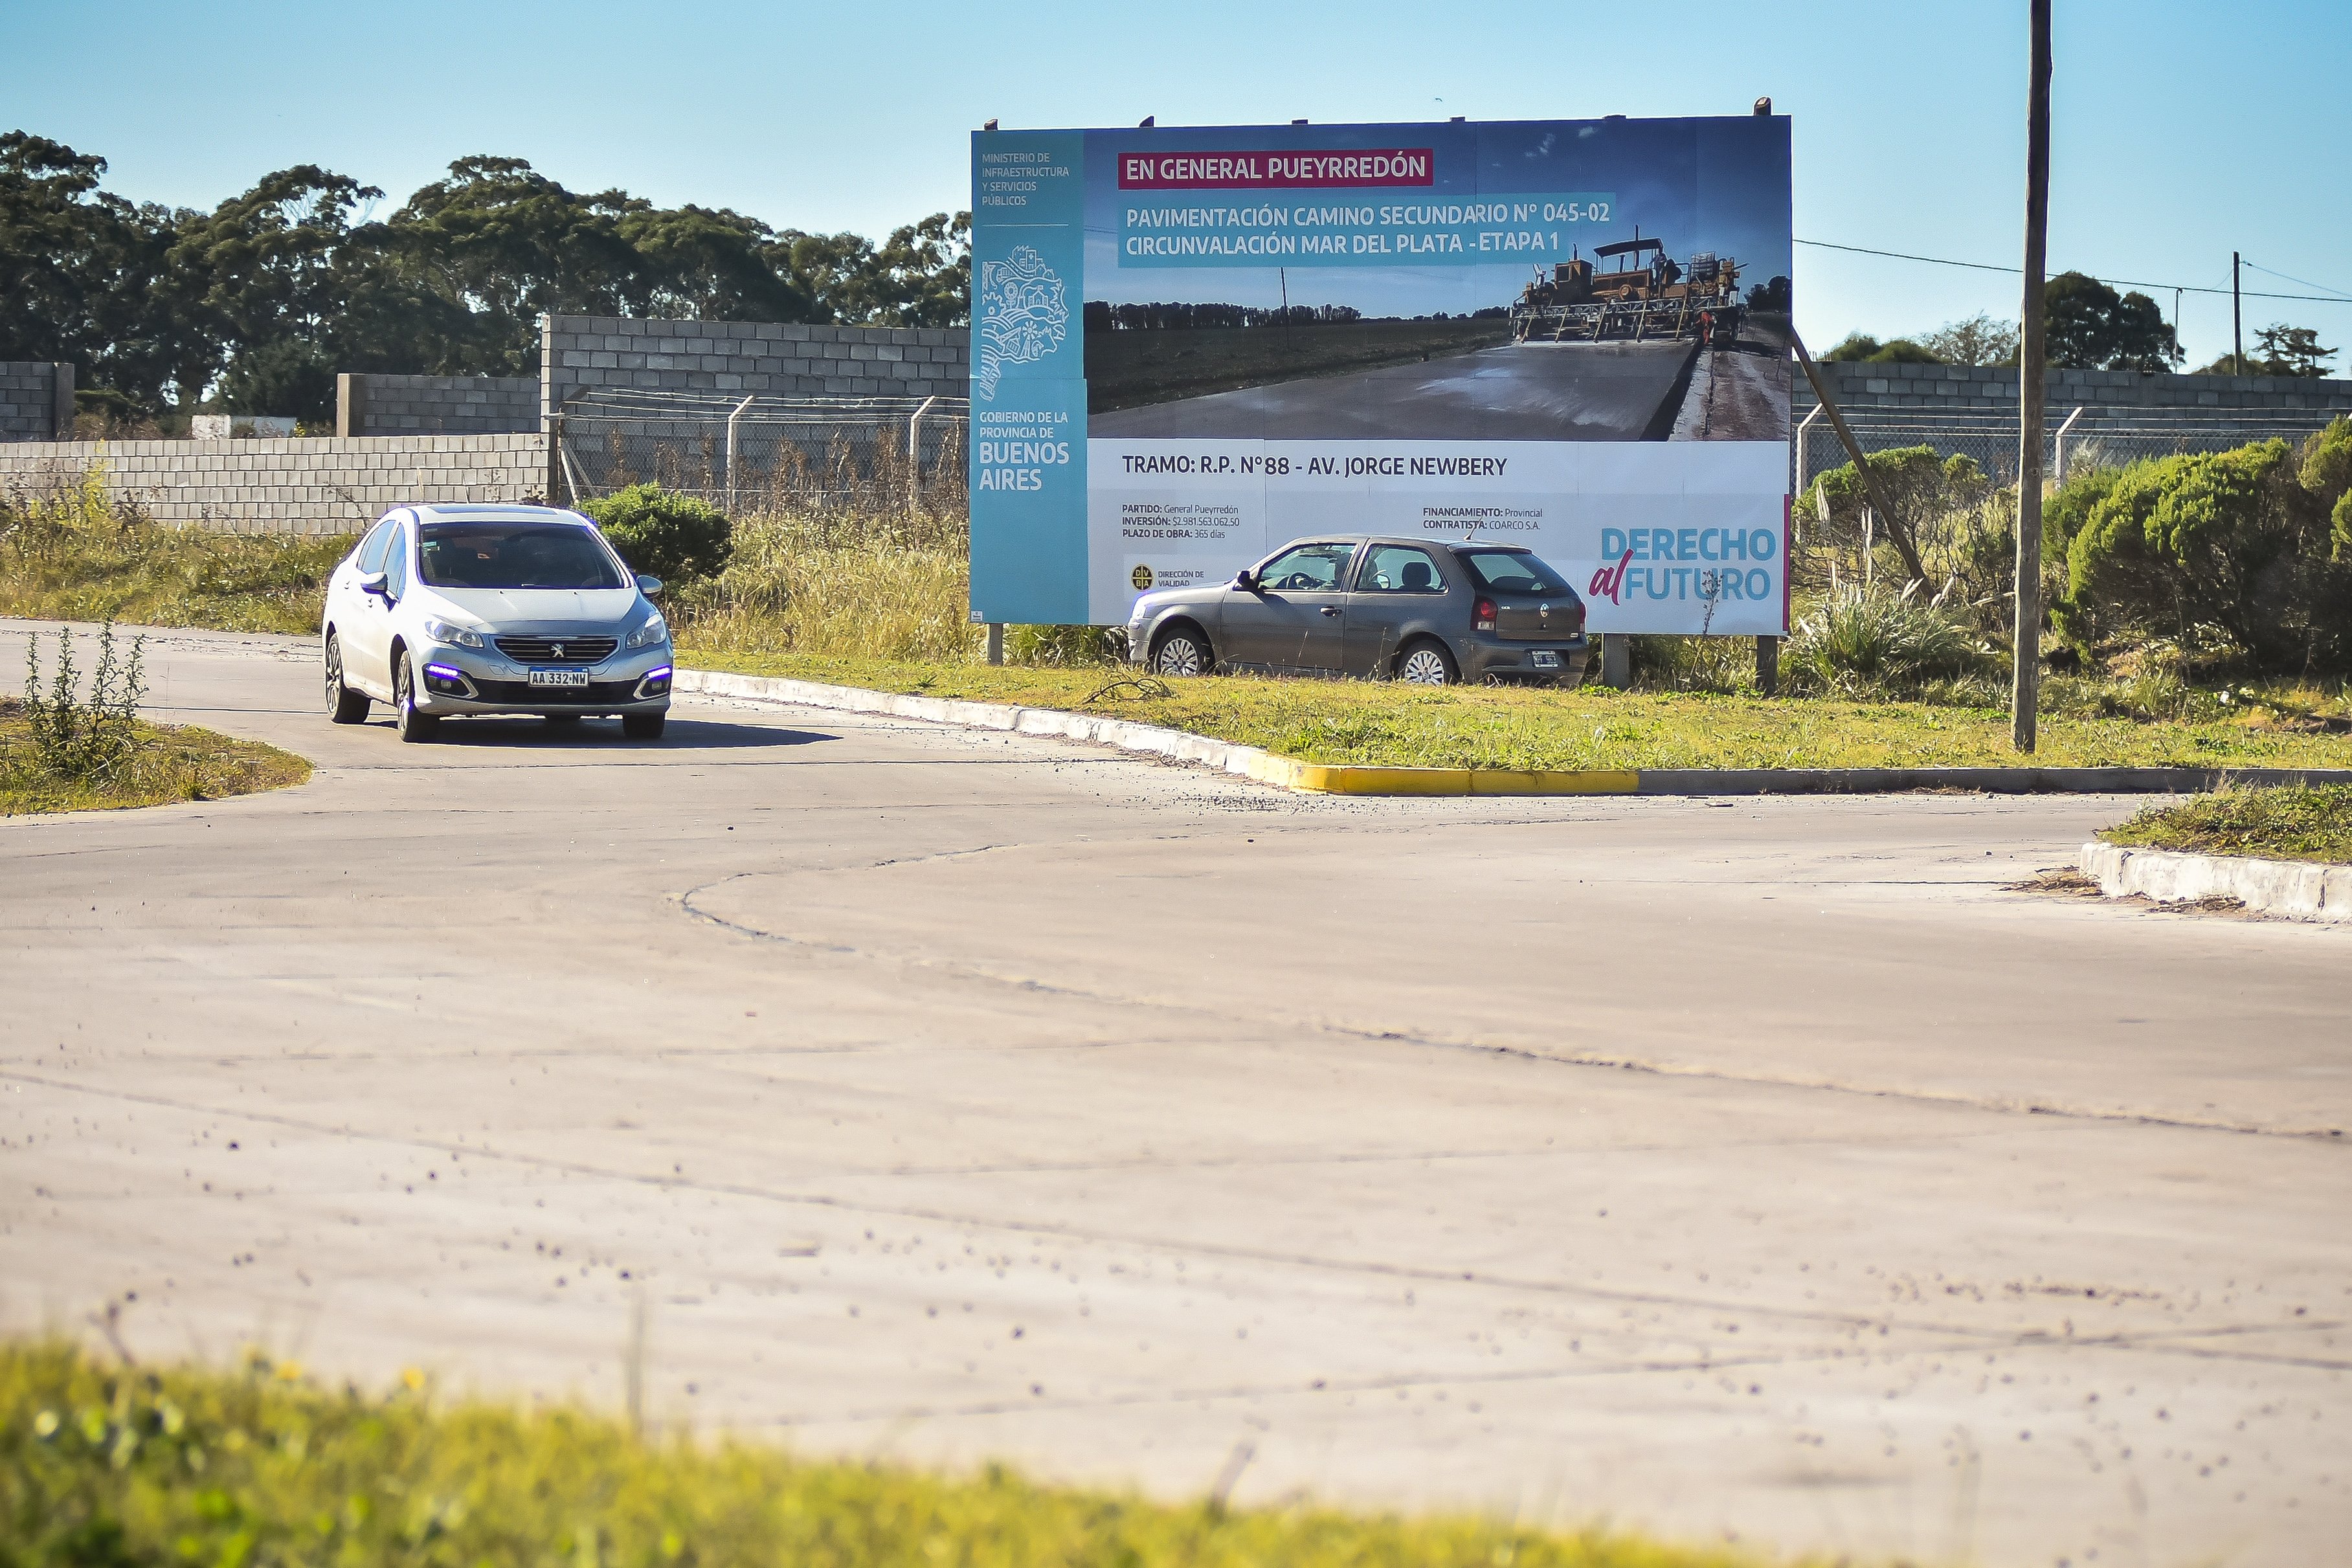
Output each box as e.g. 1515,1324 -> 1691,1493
1152,631 -> 1209,677
1398,644 -> 1456,685
324,633 -> 369,724
394,655 -> 439,743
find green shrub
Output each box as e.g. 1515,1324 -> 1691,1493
580,484 -> 733,583
2055,438 -> 2352,671
1786,584 -> 1988,697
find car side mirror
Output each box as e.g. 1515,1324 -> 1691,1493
634,574 -> 664,598
357,571 -> 390,600
1234,568 -> 1259,591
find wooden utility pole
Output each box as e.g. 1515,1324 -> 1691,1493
2232,251 -> 2244,374
2013,0 -> 2052,753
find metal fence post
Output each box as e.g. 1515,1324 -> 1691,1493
2052,405 -> 2085,484
724,395 -> 754,512
1793,401 -> 1823,499
908,395 -> 937,515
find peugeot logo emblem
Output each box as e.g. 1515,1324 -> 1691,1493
552,643 -> 566,658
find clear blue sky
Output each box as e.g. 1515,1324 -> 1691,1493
12,0 -> 2351,372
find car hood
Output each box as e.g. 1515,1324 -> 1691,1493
423,586 -> 643,632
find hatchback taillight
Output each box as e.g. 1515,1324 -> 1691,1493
1474,598 -> 1497,631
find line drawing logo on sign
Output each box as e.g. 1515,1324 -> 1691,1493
974,245 -> 1068,401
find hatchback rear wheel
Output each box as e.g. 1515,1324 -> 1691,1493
1396,639 -> 1458,686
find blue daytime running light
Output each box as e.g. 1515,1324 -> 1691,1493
647,666 -> 673,680
424,664 -> 463,680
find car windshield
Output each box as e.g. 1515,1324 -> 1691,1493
418,522 -> 625,590
1460,549 -> 1571,597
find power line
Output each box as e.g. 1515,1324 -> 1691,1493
2241,260 -> 2352,302
1795,238 -> 2352,306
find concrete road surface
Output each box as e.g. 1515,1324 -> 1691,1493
4,621 -> 2347,1568
1091,339 -> 1696,442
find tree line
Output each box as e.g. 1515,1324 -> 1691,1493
1826,272 -> 2337,377
0,132 -> 971,426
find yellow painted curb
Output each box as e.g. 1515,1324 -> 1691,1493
1280,762 -> 1641,796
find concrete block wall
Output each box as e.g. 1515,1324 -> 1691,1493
0,434 -> 549,535
542,315 -> 969,416
1,362 -> 74,441
340,373 -> 539,435
1794,361 -> 2352,422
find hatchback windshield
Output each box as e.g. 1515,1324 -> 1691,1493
1459,549 -> 1571,597
418,522 -> 626,590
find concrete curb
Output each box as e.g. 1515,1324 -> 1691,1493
2079,840 -> 2352,923
677,668 -> 2352,798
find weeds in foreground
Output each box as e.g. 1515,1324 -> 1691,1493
20,621 -> 144,782
0,1341 -> 1776,1568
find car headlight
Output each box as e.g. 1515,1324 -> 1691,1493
422,617 -> 485,649
624,613 -> 669,651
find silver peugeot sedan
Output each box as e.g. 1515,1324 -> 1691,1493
320,504 -> 675,742
1126,535 -> 1589,686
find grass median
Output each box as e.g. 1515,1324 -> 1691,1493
679,651 -> 2352,773
1,1342 -> 1786,1568
0,698 -> 309,815
2101,785 -> 2352,864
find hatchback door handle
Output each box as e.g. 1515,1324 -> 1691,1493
1320,606 -> 1340,616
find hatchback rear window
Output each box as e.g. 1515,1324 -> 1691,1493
1459,549 -> 1571,597
418,522 -> 625,590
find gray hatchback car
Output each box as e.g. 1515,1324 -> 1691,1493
1126,536 -> 1590,686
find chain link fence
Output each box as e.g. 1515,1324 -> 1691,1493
1794,407 -> 2343,496
552,389 -> 967,521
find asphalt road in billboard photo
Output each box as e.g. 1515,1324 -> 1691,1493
1090,315 -> 1791,443
6,623 -> 2347,1568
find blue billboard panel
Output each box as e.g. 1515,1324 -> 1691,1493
969,117 -> 1793,633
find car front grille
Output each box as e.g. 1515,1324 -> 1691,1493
494,635 -> 618,664
467,679 -> 650,706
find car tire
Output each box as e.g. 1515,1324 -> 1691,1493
393,653 -> 439,743
323,633 -> 370,724
1396,639 -> 1459,686
622,712 -> 666,741
1151,627 -> 1213,677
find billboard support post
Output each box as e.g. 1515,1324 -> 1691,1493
2013,0 -> 2053,754
985,623 -> 1005,666
1600,634 -> 1631,690
1755,635 -> 1778,697
1791,334 -> 1927,588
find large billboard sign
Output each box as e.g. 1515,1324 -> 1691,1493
968,115 -> 1793,634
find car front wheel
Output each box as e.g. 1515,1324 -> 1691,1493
1152,628 -> 1212,677
1396,640 -> 1458,686
324,633 -> 369,724
393,654 -> 439,743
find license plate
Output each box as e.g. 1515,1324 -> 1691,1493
527,669 -> 590,688
1530,650 -> 1561,669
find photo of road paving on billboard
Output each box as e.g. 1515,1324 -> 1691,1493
1086,121 -> 1791,444
966,117 -> 1794,634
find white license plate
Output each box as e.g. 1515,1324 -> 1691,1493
527,669 -> 590,688
1529,650 -> 1562,669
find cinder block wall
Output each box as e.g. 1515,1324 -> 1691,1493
1794,362 -> 2352,423
542,316 -> 969,418
342,374 -> 539,434
0,362 -> 73,441
0,434 -> 549,535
